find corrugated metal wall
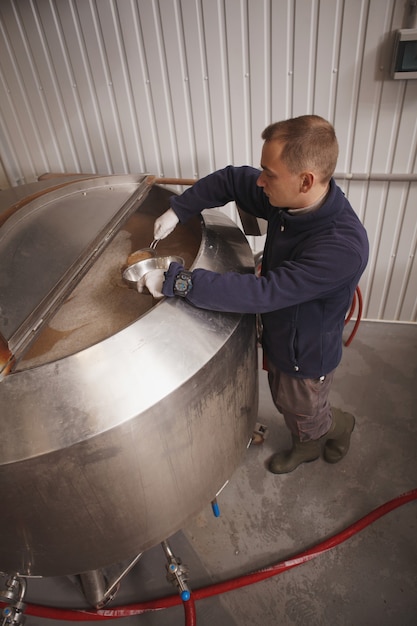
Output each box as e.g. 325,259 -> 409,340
0,0 -> 416,322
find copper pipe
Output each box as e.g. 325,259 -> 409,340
154,177 -> 197,186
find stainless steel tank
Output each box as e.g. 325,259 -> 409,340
0,175 -> 258,577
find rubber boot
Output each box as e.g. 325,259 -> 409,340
268,435 -> 321,474
323,408 -> 355,464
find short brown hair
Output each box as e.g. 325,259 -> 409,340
262,115 -> 338,183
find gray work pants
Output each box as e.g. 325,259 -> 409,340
267,361 -> 335,442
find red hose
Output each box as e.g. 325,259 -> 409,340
344,286 -> 363,347
183,596 -> 197,626
345,291 -> 356,324
193,484 -> 416,599
2,487 -> 415,622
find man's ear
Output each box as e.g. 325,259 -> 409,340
300,171 -> 314,192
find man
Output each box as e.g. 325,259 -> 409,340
138,115 -> 369,475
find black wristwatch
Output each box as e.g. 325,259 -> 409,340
173,270 -> 193,297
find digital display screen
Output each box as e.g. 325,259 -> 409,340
392,29 -> 417,79
395,40 -> 417,73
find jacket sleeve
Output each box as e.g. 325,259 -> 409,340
162,237 -> 365,314
170,166 -> 269,222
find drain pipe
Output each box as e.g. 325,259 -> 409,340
2,487 -> 416,625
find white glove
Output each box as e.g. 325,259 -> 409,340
154,208 -> 179,240
137,269 -> 165,298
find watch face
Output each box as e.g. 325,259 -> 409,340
174,271 -> 192,296
176,279 -> 188,292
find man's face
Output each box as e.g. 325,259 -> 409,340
257,140 -> 304,209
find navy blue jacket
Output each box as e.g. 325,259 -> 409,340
163,166 -> 369,378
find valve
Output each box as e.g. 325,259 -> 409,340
211,497 -> 220,517
0,576 -> 26,626
160,541 -> 191,602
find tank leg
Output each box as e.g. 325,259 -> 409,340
76,553 -> 143,608
78,570 -> 108,608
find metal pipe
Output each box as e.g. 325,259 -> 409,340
334,172 -> 417,182
152,173 -> 417,184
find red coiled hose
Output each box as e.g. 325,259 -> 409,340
2,487 -> 415,624
344,285 -> 363,347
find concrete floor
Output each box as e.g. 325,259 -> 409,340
5,321 -> 417,626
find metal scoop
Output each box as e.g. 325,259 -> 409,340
126,240 -> 160,266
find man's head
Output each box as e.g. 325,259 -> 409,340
257,115 -> 339,209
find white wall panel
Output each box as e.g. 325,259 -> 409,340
270,0 -> 293,122
180,0 -> 215,175
292,0 -> 318,117
54,0 -> 112,173
384,184 -> 417,320
398,183 -> 417,320
314,0 -> 344,120
0,0 -> 416,322
247,0 -> 271,162
224,0 -> 251,165
116,0 -> 159,173
333,0 -> 369,174
350,2 -> 390,172
0,157 -> 9,190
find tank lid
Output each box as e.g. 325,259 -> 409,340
0,174 -> 151,378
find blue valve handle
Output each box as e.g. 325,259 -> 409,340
180,590 -> 191,601
211,498 -> 220,517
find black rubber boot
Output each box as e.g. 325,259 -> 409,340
323,408 -> 355,464
268,435 -> 321,474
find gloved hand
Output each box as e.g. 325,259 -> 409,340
137,269 -> 165,298
154,208 -> 179,240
